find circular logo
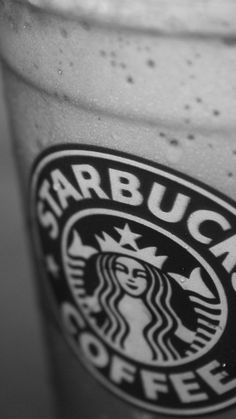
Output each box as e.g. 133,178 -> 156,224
63,210 -> 226,368
31,145 -> 236,416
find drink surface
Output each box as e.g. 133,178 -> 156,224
1,0 -> 236,418
0,0 -> 236,195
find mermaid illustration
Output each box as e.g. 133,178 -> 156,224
64,223 -> 223,364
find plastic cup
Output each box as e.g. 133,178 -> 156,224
1,1 -> 236,417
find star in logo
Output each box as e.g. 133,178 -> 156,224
115,223 -> 141,250
46,255 -> 60,278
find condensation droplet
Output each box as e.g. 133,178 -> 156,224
196,97 -> 203,104
53,182 -> 61,191
23,21 -> 31,30
231,272 -> 236,291
170,139 -> 178,146
126,75 -> 134,84
147,59 -> 156,68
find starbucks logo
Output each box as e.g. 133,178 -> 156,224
64,216 -> 226,367
31,145 -> 236,416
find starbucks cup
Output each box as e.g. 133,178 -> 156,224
1,0 -> 236,417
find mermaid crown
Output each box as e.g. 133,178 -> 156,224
95,223 -> 167,270
68,223 -> 167,270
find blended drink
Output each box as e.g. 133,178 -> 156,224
1,0 -> 236,418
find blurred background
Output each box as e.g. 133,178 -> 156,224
0,64 -> 53,418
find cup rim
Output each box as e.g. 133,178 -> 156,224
15,0 -> 236,37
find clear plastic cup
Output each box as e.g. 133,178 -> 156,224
1,0 -> 236,418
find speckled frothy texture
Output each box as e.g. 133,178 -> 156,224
0,0 -> 236,199
0,0 -> 236,200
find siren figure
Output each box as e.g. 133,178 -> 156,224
66,224 -> 198,363
88,253 -> 196,362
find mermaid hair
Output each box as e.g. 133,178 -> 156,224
94,253 -> 181,361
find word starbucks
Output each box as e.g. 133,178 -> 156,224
37,161 -> 236,276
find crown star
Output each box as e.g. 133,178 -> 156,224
95,224 -> 168,270
115,224 -> 141,250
